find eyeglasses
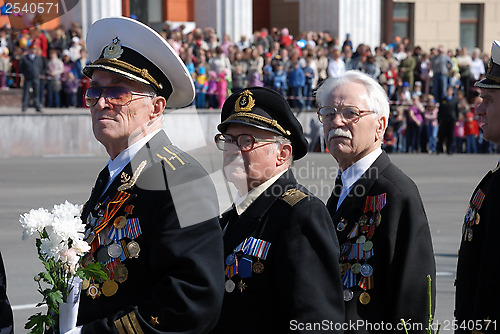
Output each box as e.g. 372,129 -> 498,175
85,86 -> 156,107
317,105 -> 375,124
214,133 -> 279,152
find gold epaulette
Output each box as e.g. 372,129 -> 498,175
281,188 -> 308,207
155,146 -> 187,171
114,311 -> 144,334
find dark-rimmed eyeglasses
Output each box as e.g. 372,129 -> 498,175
214,133 -> 279,152
317,105 -> 375,124
85,86 -> 156,107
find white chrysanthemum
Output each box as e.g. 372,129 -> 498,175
40,232 -> 65,261
71,239 -> 90,256
52,215 -> 86,242
20,208 -> 54,240
52,201 -> 82,221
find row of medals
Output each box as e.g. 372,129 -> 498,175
338,212 -> 380,305
82,210 -> 140,298
463,204 -> 480,242
224,252 -> 265,293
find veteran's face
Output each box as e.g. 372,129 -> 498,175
222,124 -> 281,194
476,88 -> 500,145
322,82 -> 385,171
89,70 -> 156,159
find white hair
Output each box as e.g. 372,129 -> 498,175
315,70 -> 390,121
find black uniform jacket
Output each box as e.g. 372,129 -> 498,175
0,252 -> 13,334
326,152 -> 436,333
211,169 -> 344,334
455,166 -> 500,333
78,131 -> 224,334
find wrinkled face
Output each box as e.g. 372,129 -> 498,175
89,70 -> 154,150
222,124 -> 280,193
321,82 -> 383,168
476,88 -> 500,145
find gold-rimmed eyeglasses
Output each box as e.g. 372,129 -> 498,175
317,105 -> 375,124
85,86 -> 156,107
214,133 -> 279,152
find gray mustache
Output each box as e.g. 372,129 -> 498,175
328,128 -> 353,141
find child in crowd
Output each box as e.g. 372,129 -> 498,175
452,113 -> 465,153
464,111 -> 479,153
207,70 -> 218,108
232,64 -> 247,92
216,70 -> 228,108
272,61 -> 287,96
412,81 -> 423,98
63,71 -> 78,107
0,47 -> 11,90
385,62 -> 398,99
194,68 -> 208,108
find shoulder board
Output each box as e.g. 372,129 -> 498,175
155,146 -> 190,172
281,188 -> 308,207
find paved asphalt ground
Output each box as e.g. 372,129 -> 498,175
1,152 -> 498,333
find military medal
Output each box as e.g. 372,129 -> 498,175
97,247 -> 111,264
81,279 -> 90,290
237,280 -> 247,293
337,218 -> 347,231
359,291 -> 371,305
343,289 -> 354,301
362,241 -> 373,252
351,263 -> 361,274
360,264 -> 374,277
107,243 -> 123,258
114,264 -> 128,283
127,241 -> 140,258
85,231 -> 96,244
102,280 -> 119,297
225,253 -> 236,266
356,235 -> 366,244
87,283 -> 101,299
475,213 -> 480,225
467,228 -> 473,241
253,260 -> 264,274
358,215 -> 368,225
113,216 -> 127,229
342,269 -> 356,288
225,279 -> 235,293
374,211 -> 382,227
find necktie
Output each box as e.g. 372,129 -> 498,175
94,166 -> 110,199
223,205 -> 238,235
330,173 -> 343,212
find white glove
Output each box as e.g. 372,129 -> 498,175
59,277 -> 82,334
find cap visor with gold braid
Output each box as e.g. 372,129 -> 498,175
475,40 -> 500,89
84,16 -> 194,108
218,87 -> 308,160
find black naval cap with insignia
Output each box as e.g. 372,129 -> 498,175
218,87 -> 308,160
475,40 -> 500,89
83,16 -> 195,108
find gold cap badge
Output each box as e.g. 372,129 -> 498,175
235,90 -> 255,112
103,37 -> 124,60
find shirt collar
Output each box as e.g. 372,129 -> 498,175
339,147 -> 382,193
235,169 -> 288,216
106,129 -> 161,187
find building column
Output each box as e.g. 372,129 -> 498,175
194,0 -> 253,45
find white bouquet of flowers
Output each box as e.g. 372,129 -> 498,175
20,201 -> 108,334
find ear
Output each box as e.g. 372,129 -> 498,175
375,116 -> 387,142
150,96 -> 166,120
276,143 -> 292,166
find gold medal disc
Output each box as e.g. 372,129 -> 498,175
113,216 -> 127,229
252,261 -> 265,274
81,279 -> 90,290
359,292 -> 371,305
102,280 -> 119,297
114,264 -> 129,283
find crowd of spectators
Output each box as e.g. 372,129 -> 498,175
0,20 -> 494,153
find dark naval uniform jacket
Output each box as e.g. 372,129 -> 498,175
455,165 -> 500,333
78,131 -> 224,334
211,169 -> 344,334
327,152 -> 436,333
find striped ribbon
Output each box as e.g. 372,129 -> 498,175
233,241 -> 245,253
472,189 -> 485,209
106,258 -> 120,279
342,269 -> 356,288
225,259 -> 238,278
348,244 -> 362,260
362,193 -> 387,213
108,225 -> 127,241
364,248 -> 374,260
90,237 -> 100,253
120,239 -> 130,258
347,223 -> 359,239
126,218 -> 142,239
359,275 -> 374,290
242,237 -> 271,260
94,191 -> 131,234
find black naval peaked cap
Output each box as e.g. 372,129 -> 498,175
475,40 -> 500,89
83,16 -> 195,108
218,87 -> 308,160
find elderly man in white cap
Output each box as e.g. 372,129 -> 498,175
59,17 -> 224,334
455,40 -> 500,333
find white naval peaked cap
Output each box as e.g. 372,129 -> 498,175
83,16 -> 195,108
